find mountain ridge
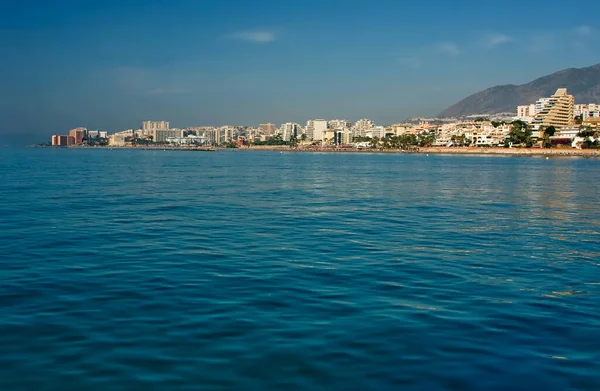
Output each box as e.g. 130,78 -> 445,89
438,64 -> 600,117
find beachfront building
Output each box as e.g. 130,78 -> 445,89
392,123 -> 416,136
259,123 -> 277,136
333,130 -> 352,145
142,121 -> 170,135
69,127 -> 86,144
532,88 -> 575,129
279,122 -> 303,141
154,129 -> 184,143
166,135 -> 207,145
51,135 -> 75,146
305,119 -> 327,141
328,119 -> 352,131
365,126 -> 387,139
352,118 -> 375,137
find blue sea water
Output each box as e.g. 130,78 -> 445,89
1,148 -> 600,390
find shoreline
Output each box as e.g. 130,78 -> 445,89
236,146 -> 600,157
35,145 -> 600,157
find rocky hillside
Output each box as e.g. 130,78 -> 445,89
438,64 -> 600,117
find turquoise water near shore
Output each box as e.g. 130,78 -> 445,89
1,148 -> 600,390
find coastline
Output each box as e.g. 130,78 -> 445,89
236,145 -> 600,157
36,144 -> 600,157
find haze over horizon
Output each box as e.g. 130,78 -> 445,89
2,0 -> 600,144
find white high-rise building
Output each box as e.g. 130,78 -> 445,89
142,121 -> 170,134
352,118 -> 375,137
328,119 -> 352,130
535,98 -> 551,115
574,104 -> 600,119
366,126 -> 387,139
279,123 -> 303,141
312,119 -> 328,141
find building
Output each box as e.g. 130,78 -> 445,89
142,121 -> 170,133
328,119 -> 351,130
259,123 -> 277,136
574,104 -> 600,120
69,128 -> 85,145
366,126 -> 387,139
279,123 -> 302,141
517,104 -> 536,119
333,130 -> 352,145
166,135 -> 207,145
108,134 -> 128,146
392,123 -> 415,136
52,135 -> 75,146
532,88 -> 575,129
311,119 -> 328,141
353,118 -> 375,137
153,129 -> 184,143
583,117 -> 600,129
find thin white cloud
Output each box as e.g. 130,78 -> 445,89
485,33 -> 511,48
399,56 -> 421,69
228,31 -> 276,43
435,41 -> 461,56
574,25 -> 594,36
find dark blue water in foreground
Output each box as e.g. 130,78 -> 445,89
1,148 -> 600,390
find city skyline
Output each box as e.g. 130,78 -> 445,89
2,0 -> 600,145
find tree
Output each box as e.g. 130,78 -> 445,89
575,115 -> 583,125
578,128 -> 596,138
508,121 -> 533,147
544,126 -> 556,137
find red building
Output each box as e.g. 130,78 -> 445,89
52,135 -> 75,146
69,128 -> 84,145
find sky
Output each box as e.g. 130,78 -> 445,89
1,0 -> 600,143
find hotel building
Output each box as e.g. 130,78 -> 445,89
532,88 -> 575,129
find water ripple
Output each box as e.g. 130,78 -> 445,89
0,149 -> 599,390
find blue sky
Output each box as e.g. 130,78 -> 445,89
1,0 -> 599,142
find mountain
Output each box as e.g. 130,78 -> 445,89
438,63 -> 600,118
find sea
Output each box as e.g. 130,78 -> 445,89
1,148 -> 599,390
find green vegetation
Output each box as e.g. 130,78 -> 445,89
578,128 -> 596,138
352,132 -> 435,150
540,126 -> 556,148
506,120 -> 534,147
252,134 -> 295,146
84,136 -> 108,147
451,134 -> 471,146
582,138 -> 600,149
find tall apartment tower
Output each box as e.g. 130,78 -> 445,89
259,123 -> 277,136
533,88 -> 575,128
312,119 -> 328,141
142,121 -> 170,132
69,128 -> 84,144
